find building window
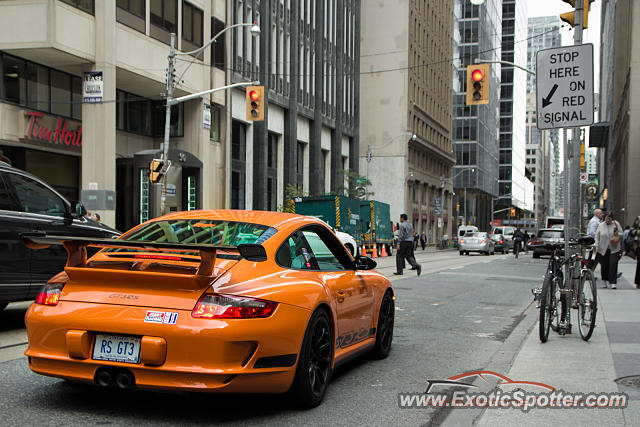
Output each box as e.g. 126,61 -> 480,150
59,0 -> 94,15
26,63 -> 50,112
115,90 -> 183,137
211,18 -> 225,70
117,0 -> 144,17
2,55 -> 27,105
116,0 -> 145,32
296,142 -> 305,187
151,0 -> 178,33
209,104 -> 221,141
183,2 -> 204,47
50,70 -> 71,117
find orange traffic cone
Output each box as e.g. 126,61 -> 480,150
381,244 -> 388,257
361,243 -> 367,257
372,244 -> 378,258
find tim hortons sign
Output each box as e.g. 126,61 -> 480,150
24,111 -> 82,148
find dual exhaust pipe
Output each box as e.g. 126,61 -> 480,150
95,368 -> 135,390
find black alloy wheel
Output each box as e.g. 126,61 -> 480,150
371,291 -> 395,359
539,273 -> 554,342
290,309 -> 333,407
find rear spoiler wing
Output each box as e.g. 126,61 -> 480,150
20,233 -> 267,276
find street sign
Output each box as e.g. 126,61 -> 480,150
579,171 -> 588,184
536,44 -> 594,130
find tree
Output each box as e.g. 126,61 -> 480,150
335,169 -> 374,200
279,184 -> 306,213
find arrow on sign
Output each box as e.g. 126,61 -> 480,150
542,84 -> 559,108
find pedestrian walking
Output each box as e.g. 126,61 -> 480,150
630,216 -> 640,289
420,232 -> 427,250
595,212 -> 623,289
587,208 -> 604,270
394,214 -> 421,276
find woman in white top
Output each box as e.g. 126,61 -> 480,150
595,212 -> 623,289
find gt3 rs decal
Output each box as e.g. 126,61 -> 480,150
144,311 -> 179,324
336,327 -> 376,348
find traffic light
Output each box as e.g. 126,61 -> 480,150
510,208 -> 516,218
246,86 -> 264,121
466,64 -> 490,106
560,0 -> 590,29
149,159 -> 164,184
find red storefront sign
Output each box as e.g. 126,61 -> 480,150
25,111 -> 82,147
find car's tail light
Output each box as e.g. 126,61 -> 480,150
35,283 -> 64,306
460,239 -> 464,244
481,239 -> 486,243
192,293 -> 278,319
499,240 -> 503,244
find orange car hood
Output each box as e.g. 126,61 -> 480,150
59,258 -> 239,311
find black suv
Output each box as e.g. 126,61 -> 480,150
0,161 -> 120,311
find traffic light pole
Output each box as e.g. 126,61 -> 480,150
566,0 -> 585,284
160,33 -> 176,218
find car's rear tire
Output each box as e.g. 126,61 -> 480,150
533,251 -> 540,259
371,290 -> 394,359
289,309 -> 333,408
459,251 -> 464,256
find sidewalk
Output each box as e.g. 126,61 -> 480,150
472,257 -> 640,426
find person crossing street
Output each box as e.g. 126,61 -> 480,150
394,214 -> 421,276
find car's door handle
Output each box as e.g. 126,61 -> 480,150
336,290 -> 345,303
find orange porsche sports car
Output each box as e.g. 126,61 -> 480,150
22,210 -> 394,407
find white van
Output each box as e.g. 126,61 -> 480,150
457,226 -> 478,240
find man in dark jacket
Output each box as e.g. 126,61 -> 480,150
394,214 -> 421,276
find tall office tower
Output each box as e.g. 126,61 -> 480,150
451,0 -> 502,230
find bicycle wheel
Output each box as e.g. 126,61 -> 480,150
577,269 -> 597,341
539,272 -> 556,342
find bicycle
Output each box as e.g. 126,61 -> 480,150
533,236 -> 597,342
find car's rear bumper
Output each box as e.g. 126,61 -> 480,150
460,244 -> 491,252
25,301 -> 311,393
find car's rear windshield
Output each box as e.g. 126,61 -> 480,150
538,230 -> 563,239
476,232 -> 487,238
108,219 -> 276,253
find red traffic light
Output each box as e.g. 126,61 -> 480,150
471,69 -> 484,82
249,90 -> 261,101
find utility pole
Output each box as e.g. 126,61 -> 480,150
160,33 -> 176,217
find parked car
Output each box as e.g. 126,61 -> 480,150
491,226 -> 515,252
0,161 -> 120,311
459,231 -> 495,255
489,233 -> 508,254
22,210 -> 393,407
530,228 -> 565,258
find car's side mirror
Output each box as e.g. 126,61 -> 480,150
354,255 -> 377,270
69,201 -> 86,219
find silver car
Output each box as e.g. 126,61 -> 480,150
459,232 -> 495,255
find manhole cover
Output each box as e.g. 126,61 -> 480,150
615,375 -> 640,388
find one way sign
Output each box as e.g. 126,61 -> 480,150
536,44 -> 594,130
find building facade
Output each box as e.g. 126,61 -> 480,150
229,0 -> 360,211
525,16 -> 563,222
0,0 -> 360,231
452,0 -> 501,231
494,0 -> 533,225
607,0 -> 640,226
360,0 -> 455,243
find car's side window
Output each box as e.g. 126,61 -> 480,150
0,173 -> 20,211
303,230 -> 347,271
275,231 -> 318,270
4,173 -> 66,217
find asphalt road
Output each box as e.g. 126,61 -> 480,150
0,250 -> 547,426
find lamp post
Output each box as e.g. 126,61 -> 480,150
443,166 -> 475,230
159,22 -> 260,216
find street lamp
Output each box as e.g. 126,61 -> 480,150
443,167 -> 475,229
159,23 -> 260,216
